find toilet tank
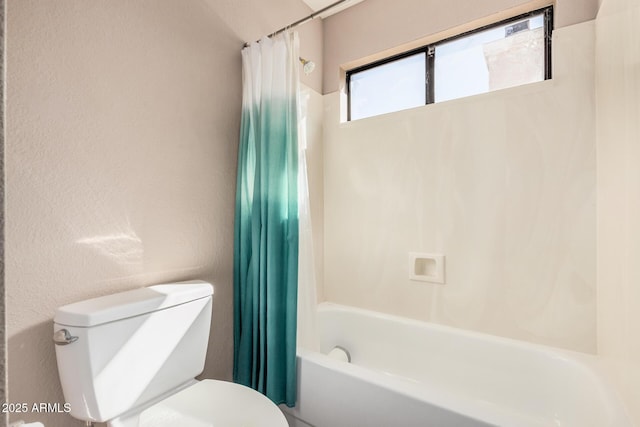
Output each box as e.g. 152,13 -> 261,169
53,280 -> 213,423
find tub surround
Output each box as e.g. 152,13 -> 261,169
322,21 -> 596,354
596,0 -> 640,422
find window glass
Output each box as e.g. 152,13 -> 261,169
345,8 -> 551,121
435,14 -> 545,102
350,53 -> 426,121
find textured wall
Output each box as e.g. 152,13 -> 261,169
6,1 -> 238,425
596,0 -> 640,421
1,0 -> 5,425
202,0 -> 323,93
5,0 -> 319,426
323,0 -> 599,93
323,22 -> 597,353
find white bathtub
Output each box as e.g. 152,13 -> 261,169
282,303 -> 631,427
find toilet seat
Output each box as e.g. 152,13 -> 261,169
136,379 -> 288,426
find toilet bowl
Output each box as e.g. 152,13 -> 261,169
52,280 -> 287,426
110,380 -> 286,426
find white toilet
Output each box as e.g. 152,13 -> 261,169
53,280 -> 288,426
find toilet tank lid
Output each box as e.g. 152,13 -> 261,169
54,280 -> 213,327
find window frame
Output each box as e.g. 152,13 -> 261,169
346,6 -> 554,121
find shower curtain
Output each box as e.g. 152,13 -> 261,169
233,31 -> 301,407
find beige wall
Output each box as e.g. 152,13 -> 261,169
596,0 -> 640,421
203,0 -> 323,93
1,0 -> 5,425
322,21 -> 596,353
5,0 -> 319,426
323,0 -> 599,93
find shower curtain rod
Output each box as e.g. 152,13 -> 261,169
244,0 -> 352,47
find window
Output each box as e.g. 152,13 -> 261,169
346,6 -> 553,121
349,53 -> 426,121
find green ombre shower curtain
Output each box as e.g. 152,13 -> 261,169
233,32 -> 299,407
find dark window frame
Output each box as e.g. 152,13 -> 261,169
346,6 -> 554,121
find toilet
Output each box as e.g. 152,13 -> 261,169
52,280 -> 288,426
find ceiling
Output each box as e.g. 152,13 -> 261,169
301,0 -> 365,18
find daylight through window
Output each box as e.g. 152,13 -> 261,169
346,7 -> 553,121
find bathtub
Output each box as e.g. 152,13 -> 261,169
282,303 -> 631,427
